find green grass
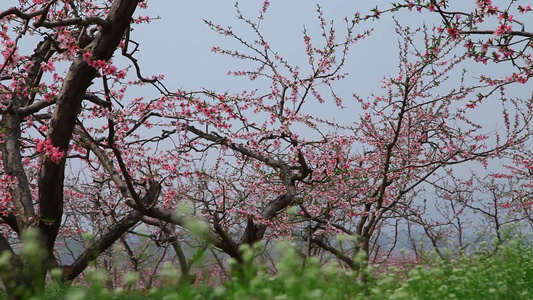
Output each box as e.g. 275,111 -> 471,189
1,237 -> 532,299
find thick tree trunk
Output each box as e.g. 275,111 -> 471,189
0,1 -> 140,299
37,0 -> 140,259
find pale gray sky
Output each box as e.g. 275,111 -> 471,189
2,1 -> 532,147
135,1 -> 403,93
130,1 -> 533,140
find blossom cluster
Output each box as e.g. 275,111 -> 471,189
35,138 -> 64,164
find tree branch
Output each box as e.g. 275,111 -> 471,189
65,180 -> 159,281
37,0 -> 141,254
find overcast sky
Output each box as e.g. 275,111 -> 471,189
135,1 -> 415,93
130,2 -> 530,95
128,1 -> 532,133
2,1 -> 532,137
3,1 -> 530,104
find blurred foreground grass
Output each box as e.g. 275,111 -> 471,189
0,234 -> 531,300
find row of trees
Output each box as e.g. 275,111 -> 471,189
0,0 -> 532,298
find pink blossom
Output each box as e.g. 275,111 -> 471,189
36,138 -> 64,164
446,27 -> 460,40
82,51 -> 92,63
40,61 -> 55,72
494,24 -> 512,36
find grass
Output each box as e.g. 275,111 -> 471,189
0,236 -> 532,299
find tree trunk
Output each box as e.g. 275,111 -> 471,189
0,1 -> 141,298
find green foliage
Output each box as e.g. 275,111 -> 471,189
0,229 -> 49,299
373,235 -> 533,300
0,235 -> 531,299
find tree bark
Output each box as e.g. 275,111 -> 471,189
0,1 -> 141,299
